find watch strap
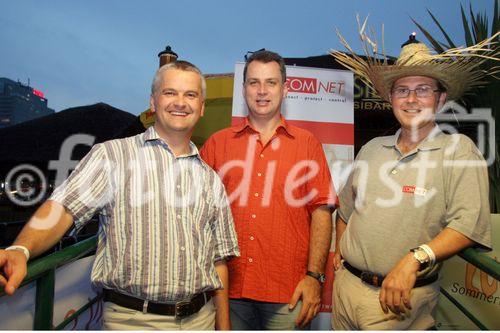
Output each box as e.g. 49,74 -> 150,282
418,244 -> 436,267
306,270 -> 325,283
410,247 -> 429,270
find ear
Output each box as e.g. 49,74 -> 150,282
200,101 -> 205,117
149,95 -> 156,113
436,91 -> 447,111
282,81 -> 288,99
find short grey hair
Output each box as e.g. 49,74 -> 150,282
151,60 -> 206,99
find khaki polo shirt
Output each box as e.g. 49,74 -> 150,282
339,127 -> 491,276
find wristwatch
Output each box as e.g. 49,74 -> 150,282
410,247 -> 430,270
306,270 -> 326,283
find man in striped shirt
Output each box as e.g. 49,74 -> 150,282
0,61 -> 240,330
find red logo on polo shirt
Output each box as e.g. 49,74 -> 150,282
402,185 -> 428,196
402,186 -> 416,194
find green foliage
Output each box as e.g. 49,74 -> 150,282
412,0 -> 500,212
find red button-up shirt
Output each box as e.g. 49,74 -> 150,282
200,117 -> 336,303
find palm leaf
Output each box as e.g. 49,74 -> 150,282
410,17 -> 446,53
476,12 -> 488,41
493,0 -> 499,40
461,4 -> 474,46
438,41 -> 452,49
470,4 -> 479,42
426,8 -> 457,48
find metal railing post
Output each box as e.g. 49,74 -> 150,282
33,268 -> 55,330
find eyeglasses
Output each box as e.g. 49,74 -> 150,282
391,85 -> 441,99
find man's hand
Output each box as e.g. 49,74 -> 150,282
0,249 -> 28,295
289,275 -> 321,328
0,200 -> 74,297
333,250 -> 343,271
379,253 -> 419,315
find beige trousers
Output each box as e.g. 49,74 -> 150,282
331,266 -> 439,330
102,299 -> 216,330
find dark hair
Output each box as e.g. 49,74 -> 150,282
243,50 -> 286,83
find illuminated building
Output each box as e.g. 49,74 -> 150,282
0,77 -> 54,128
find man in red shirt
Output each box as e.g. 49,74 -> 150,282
200,50 -> 336,329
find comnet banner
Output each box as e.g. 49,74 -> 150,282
232,63 -> 355,329
232,63 -> 353,139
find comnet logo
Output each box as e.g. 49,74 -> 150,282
286,76 -> 346,95
286,77 -> 317,94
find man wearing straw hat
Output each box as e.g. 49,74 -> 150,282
330,20 -> 496,330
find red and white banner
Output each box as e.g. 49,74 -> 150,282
232,63 -> 353,134
232,63 -> 355,329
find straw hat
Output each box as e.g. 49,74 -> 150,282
331,16 -> 500,102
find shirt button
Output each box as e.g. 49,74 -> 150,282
391,169 -> 398,175
251,214 -> 256,219
248,258 -> 253,263
257,172 -> 262,177
260,154 -> 264,158
179,281 -> 184,286
176,185 -> 181,189
250,236 -> 254,241
177,214 -> 181,219
254,192 -> 259,197
180,246 -> 185,251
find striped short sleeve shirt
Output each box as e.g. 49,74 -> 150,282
50,127 -> 240,302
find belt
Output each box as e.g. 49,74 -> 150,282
343,261 -> 438,288
103,289 -> 213,318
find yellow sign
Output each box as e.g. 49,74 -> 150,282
139,109 -> 155,128
435,214 -> 500,329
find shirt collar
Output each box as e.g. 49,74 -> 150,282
143,126 -> 160,143
142,126 -> 207,167
231,116 -> 295,138
382,125 -> 445,151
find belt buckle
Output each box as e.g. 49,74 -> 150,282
175,300 -> 191,319
360,271 -> 382,287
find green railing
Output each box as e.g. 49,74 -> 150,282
0,233 -> 499,329
459,248 -> 500,281
0,236 -> 98,330
437,248 -> 500,330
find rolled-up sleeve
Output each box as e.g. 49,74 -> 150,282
49,144 -> 112,231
